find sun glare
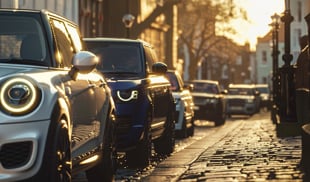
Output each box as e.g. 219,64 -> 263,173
227,0 -> 285,50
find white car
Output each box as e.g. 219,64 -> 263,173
0,9 -> 116,181
226,84 -> 260,117
165,70 -> 195,138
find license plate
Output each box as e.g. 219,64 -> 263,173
231,106 -> 243,110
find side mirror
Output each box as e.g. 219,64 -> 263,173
152,62 -> 167,74
254,90 -> 260,96
184,83 -> 194,91
221,89 -> 228,94
69,51 -> 98,80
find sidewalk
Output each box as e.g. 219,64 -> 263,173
144,112 -> 305,181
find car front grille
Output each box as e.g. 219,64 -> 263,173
0,141 -> 33,169
228,99 -> 245,106
116,116 -> 133,136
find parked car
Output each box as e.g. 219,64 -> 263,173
84,37 -> 176,167
226,84 -> 260,117
189,80 -> 226,126
255,84 -> 271,110
165,70 -> 195,138
0,9 -> 116,181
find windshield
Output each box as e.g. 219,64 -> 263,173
256,87 -> 269,94
192,82 -> 219,94
0,15 -> 48,66
86,42 -> 143,74
228,87 -> 254,95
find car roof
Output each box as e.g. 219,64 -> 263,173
190,79 -> 219,85
255,84 -> 268,87
83,37 -> 152,47
229,84 -> 255,88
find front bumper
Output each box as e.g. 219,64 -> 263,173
114,103 -> 147,151
226,103 -> 256,115
0,120 -> 50,181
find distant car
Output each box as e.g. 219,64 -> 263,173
226,84 -> 260,117
189,80 -> 226,126
0,9 -> 116,181
255,84 -> 271,110
165,70 -> 195,138
84,37 -> 176,167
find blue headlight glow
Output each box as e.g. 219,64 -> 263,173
0,77 -> 41,116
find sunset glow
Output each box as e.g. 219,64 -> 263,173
228,0 -> 285,50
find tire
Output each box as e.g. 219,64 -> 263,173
178,117 -> 188,138
187,118 -> 195,137
154,110 -> 175,156
126,111 -> 152,168
32,105 -> 72,182
86,109 -> 117,182
214,104 -> 226,126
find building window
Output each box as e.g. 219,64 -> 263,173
262,50 -> 267,64
298,1 -> 302,22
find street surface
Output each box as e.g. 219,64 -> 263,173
73,111 -> 306,181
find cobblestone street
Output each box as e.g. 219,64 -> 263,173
178,112 -> 305,181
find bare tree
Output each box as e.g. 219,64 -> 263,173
178,0 -> 248,80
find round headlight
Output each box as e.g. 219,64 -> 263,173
0,77 -> 41,116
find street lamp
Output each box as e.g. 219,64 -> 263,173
122,14 -> 135,38
278,0 -> 296,123
270,13 -> 280,123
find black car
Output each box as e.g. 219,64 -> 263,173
84,37 -> 176,167
0,9 -> 116,181
189,80 -> 226,126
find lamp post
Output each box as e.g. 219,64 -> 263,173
270,13 -> 280,123
279,0 -> 296,123
122,14 -> 135,38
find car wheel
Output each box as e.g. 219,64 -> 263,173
154,109 -> 175,156
179,117 -> 188,138
187,118 -> 195,137
34,106 -> 72,182
86,109 -> 117,182
214,107 -> 226,126
126,111 -> 152,168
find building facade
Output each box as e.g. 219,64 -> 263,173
255,0 -> 310,84
0,0 -> 178,70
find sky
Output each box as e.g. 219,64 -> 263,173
228,0 -> 285,50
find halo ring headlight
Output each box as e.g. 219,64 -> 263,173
0,77 -> 41,116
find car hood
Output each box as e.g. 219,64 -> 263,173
107,78 -> 144,90
0,64 -> 49,79
225,95 -> 255,99
191,92 -> 218,98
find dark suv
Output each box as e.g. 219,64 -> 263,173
84,38 -> 176,167
189,80 -> 226,126
0,9 -> 116,181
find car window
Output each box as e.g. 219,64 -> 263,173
0,16 -> 47,65
256,87 -> 269,94
228,87 -> 253,95
192,82 -> 219,94
87,42 -> 142,73
51,18 -> 74,68
144,45 -> 157,73
166,72 -> 180,91
66,24 -> 83,52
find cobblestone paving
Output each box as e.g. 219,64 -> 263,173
179,113 -> 305,181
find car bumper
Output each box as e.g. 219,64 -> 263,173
193,104 -> 220,120
114,104 -> 147,151
226,103 -> 256,115
0,120 -> 50,181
